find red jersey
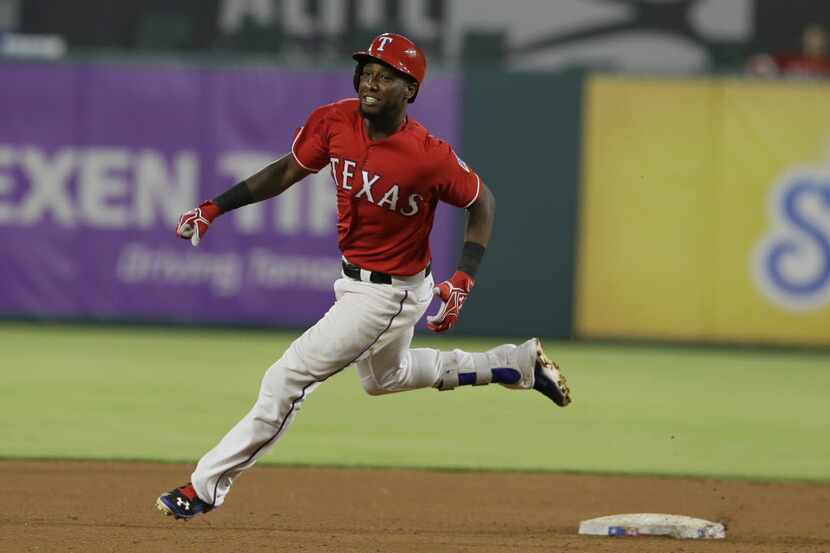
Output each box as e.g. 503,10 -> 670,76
291,98 -> 481,275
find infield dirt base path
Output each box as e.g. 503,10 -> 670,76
3,461 -> 829,553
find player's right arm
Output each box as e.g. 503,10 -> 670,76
175,154 -> 311,246
243,153 -> 311,202
177,103 -> 335,246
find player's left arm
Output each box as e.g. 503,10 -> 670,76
464,182 -> 495,248
427,181 -> 495,333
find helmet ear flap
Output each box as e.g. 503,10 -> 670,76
353,61 -> 365,94
406,80 -> 419,103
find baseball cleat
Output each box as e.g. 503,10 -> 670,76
532,338 -> 572,407
503,338 -> 571,406
156,483 -> 213,520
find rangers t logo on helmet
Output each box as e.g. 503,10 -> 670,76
376,36 -> 394,51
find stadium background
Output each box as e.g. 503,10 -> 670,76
2,1 -> 829,552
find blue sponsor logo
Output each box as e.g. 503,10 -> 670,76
754,169 -> 830,310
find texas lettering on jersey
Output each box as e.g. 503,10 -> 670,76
328,157 -> 422,217
291,98 -> 481,275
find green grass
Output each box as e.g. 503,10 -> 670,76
1,322 -> 828,481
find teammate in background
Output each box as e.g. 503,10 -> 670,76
156,32 -> 571,520
748,24 -> 830,78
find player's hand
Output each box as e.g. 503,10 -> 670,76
426,271 -> 475,333
176,201 -> 221,246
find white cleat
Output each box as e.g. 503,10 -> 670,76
508,338 -> 572,406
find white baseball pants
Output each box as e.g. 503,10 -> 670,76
191,272 -> 491,507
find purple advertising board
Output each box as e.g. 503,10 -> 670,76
0,61 -> 461,326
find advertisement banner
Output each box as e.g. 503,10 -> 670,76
577,76 -> 830,346
0,61 -> 461,326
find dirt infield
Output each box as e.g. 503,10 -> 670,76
3,461 -> 829,553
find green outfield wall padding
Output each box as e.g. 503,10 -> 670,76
455,70 -> 583,338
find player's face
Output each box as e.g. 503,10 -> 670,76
357,62 -> 416,115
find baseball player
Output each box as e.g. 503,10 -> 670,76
157,32 -> 571,520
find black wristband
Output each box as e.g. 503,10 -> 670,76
213,181 -> 255,214
458,241 -> 486,278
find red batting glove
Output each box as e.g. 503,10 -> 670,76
176,201 -> 221,246
426,271 -> 475,333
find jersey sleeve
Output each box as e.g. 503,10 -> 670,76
291,104 -> 333,173
435,143 -> 482,208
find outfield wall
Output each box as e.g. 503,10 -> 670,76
456,69 -> 582,338
577,76 -> 830,346
2,59 -> 829,346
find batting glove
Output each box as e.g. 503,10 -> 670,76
426,270 -> 475,333
176,201 -> 221,246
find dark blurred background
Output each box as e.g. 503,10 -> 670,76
4,0 -> 829,70
2,0 -> 830,346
